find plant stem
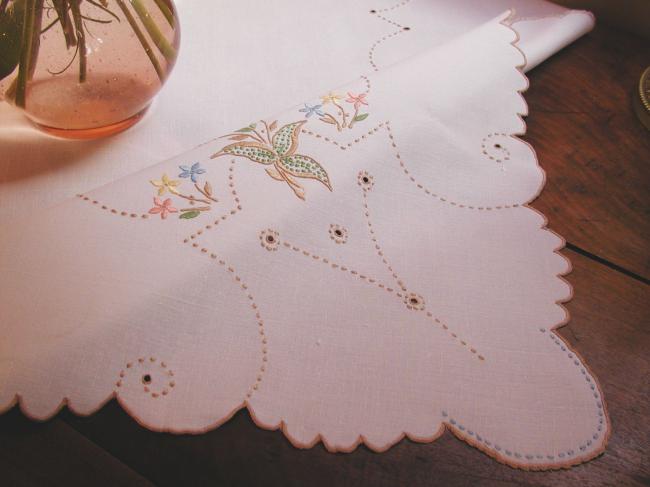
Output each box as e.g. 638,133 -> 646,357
348,105 -> 360,129
152,0 -> 173,27
130,0 -> 175,63
69,0 -> 86,82
332,99 -> 347,128
114,0 -> 164,81
15,0 -> 43,107
51,0 -> 77,48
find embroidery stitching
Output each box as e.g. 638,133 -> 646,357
211,120 -> 332,201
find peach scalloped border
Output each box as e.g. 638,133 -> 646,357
0,9 -> 609,472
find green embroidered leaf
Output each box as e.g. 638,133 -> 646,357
0,0 -> 24,82
280,154 -> 332,190
353,113 -> 369,122
236,127 -> 253,132
213,141 -> 277,165
180,210 -> 200,219
272,120 -> 306,157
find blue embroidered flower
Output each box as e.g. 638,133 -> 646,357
178,162 -> 206,183
299,103 -> 325,118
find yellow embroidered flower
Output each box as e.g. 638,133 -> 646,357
150,173 -> 181,196
320,92 -> 343,105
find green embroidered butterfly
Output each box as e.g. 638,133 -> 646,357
211,120 -> 332,200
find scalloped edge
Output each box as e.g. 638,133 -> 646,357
0,9 -> 609,472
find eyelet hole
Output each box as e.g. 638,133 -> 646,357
142,374 -> 152,385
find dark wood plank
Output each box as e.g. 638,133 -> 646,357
525,25 -> 650,279
0,412 -> 154,487
50,249 -> 647,487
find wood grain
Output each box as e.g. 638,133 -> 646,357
525,26 -> 650,280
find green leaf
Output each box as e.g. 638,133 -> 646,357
179,210 -> 200,219
237,127 -> 253,132
213,141 -> 277,165
353,113 -> 369,122
272,120 -> 306,156
0,0 -> 25,82
281,153 -> 332,190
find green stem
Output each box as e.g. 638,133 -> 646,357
69,0 -> 86,82
15,0 -> 43,107
51,0 -> 77,48
115,0 -> 164,81
130,0 -> 175,63
152,0 -> 173,27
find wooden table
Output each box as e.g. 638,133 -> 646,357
1,24 -> 648,487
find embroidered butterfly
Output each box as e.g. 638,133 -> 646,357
211,120 -> 332,200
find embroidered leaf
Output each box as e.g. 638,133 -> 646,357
211,141 -> 277,165
319,116 -> 336,125
236,123 -> 256,132
179,210 -> 201,219
353,113 -> 369,122
265,167 -> 285,181
229,134 -> 250,141
203,181 -> 213,196
280,154 -> 332,190
269,120 -> 278,131
272,121 -> 306,157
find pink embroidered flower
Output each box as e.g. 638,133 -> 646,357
148,197 -> 178,219
345,92 -> 368,109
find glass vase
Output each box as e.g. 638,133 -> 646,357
0,0 -> 180,139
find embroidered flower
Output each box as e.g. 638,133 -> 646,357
259,229 -> 280,251
178,162 -> 206,183
299,103 -> 325,118
329,224 -> 348,244
404,293 -> 425,311
150,174 -> 181,196
320,92 -> 343,105
148,197 -> 178,219
357,171 -> 374,190
345,92 -> 368,109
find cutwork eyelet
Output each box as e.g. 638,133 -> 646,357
329,224 -> 348,244
260,229 -> 280,251
358,171 -> 374,190
404,293 -> 425,311
481,133 -> 511,163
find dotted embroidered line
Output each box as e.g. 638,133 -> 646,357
279,239 -> 483,360
361,189 -> 407,292
281,240 -> 399,295
441,330 -> 604,463
385,122 -> 521,210
187,244 -> 268,399
301,122 -> 385,150
361,74 -> 371,94
481,133 -> 511,163
368,1 -> 412,71
185,160 -> 241,242
75,194 -> 149,219
368,30 -> 404,71
302,122 -> 522,211
373,0 -> 411,13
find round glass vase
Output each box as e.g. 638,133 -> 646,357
0,0 -> 180,139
